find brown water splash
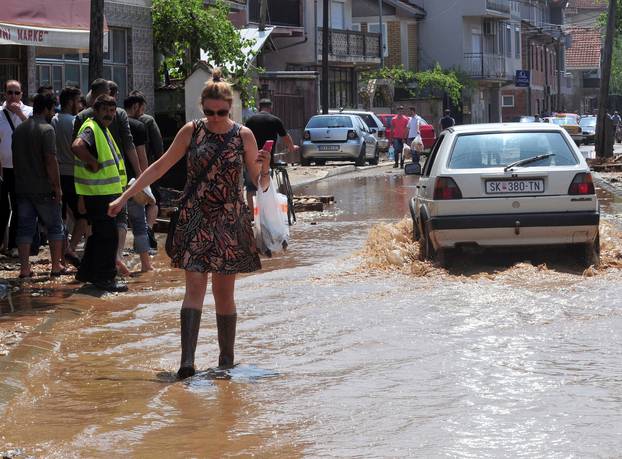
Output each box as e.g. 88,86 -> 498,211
358,218 -> 622,280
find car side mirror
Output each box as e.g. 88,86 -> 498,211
370,128 -> 377,133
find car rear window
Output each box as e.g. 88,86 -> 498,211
307,116 -> 353,128
550,116 -> 578,125
580,117 -> 596,127
448,132 -> 579,169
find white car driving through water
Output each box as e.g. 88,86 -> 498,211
409,123 -> 600,267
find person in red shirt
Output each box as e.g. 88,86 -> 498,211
391,106 -> 409,168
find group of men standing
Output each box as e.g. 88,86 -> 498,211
0,78 -> 163,292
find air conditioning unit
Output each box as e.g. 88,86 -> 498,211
483,20 -> 497,36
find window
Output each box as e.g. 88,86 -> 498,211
351,23 -> 361,32
506,25 -> 512,58
368,22 -> 388,57
306,115 -> 353,128
423,134 -> 445,177
498,25 -> 504,55
448,132 -> 578,169
515,27 -> 520,58
502,95 -> 515,107
330,1 -> 345,30
35,27 -> 129,98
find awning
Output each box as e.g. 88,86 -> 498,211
0,0 -> 107,50
200,27 -> 274,71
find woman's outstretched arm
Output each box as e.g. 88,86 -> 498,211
108,121 -> 195,217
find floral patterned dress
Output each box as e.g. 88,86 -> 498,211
170,120 -> 261,274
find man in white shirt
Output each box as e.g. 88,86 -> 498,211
406,106 -> 421,164
0,80 -> 33,253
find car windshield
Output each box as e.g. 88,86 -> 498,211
307,116 -> 353,128
580,117 -> 596,127
448,132 -> 579,169
550,116 -> 578,125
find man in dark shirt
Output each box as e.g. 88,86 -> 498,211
138,100 -> 163,250
244,98 -> 298,214
12,94 -> 65,278
439,109 -> 456,131
123,91 -> 152,272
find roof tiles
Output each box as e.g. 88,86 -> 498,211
565,27 -> 602,69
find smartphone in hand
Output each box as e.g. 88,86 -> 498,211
262,140 -> 274,152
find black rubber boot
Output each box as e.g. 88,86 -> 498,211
177,308 -> 202,379
216,313 -> 237,369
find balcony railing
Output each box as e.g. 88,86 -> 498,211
317,28 -> 381,62
463,53 -> 508,80
486,0 -> 510,14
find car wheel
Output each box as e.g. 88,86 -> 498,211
578,233 -> 600,269
301,157 -> 311,166
355,146 -> 366,167
420,225 -> 449,267
368,146 -> 380,166
315,159 -> 326,166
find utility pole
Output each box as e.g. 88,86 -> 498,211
378,0 -> 384,68
321,0 -> 329,114
596,0 -> 617,158
259,0 -> 268,32
88,0 -> 104,86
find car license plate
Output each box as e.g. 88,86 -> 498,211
485,179 -> 545,194
318,145 -> 339,151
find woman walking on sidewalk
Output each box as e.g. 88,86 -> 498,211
108,69 -> 270,379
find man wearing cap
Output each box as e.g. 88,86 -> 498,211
244,98 -> 298,214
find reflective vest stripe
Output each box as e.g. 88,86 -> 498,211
74,159 -> 117,168
74,176 -> 122,186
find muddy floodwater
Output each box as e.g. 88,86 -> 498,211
2,169 -> 622,457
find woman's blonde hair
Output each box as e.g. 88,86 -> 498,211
201,68 -> 233,104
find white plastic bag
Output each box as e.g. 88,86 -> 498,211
254,177 -> 289,256
411,135 -> 424,153
128,177 -> 156,206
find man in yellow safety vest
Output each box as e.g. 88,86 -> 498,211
71,94 -> 128,292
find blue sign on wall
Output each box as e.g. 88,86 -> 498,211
515,70 -> 530,87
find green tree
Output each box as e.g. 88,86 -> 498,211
152,0 -> 257,105
360,64 -> 465,106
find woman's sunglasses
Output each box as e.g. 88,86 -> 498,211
203,108 -> 229,117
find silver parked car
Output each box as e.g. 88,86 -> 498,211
301,114 -> 379,166
330,109 -> 389,152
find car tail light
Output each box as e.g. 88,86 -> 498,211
303,130 -> 310,141
568,172 -> 595,195
433,177 -> 463,200
347,130 -> 358,140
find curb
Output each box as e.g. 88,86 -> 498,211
290,163 -> 388,190
593,172 -> 622,199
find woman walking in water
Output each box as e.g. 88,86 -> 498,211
108,69 -> 270,379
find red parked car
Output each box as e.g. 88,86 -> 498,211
377,114 -> 437,151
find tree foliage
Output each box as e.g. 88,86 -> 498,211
152,0 -> 258,105
360,64 -> 465,106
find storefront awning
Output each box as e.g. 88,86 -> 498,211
0,0 -> 107,50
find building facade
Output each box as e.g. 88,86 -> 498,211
413,0 -> 523,124
501,0 -> 567,121
1,0 -> 155,109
